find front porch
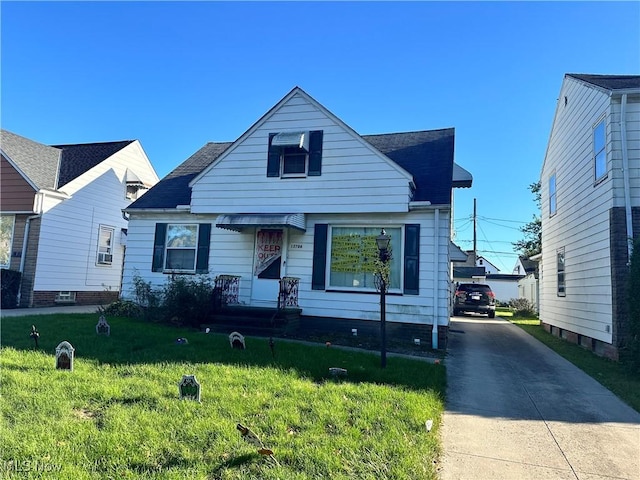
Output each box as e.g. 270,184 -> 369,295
207,274 -> 301,335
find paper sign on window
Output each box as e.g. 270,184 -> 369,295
255,230 -> 283,276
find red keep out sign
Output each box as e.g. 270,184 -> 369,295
255,230 -> 283,275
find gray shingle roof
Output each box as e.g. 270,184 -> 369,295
128,142 -> 233,209
568,74 -> 640,91
1,129 -> 136,190
1,129 -> 61,190
52,140 -> 135,187
128,129 -> 457,210
362,128 -> 455,204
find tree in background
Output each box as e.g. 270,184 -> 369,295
513,181 -> 541,258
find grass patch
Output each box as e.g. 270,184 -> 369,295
507,317 -> 640,412
1,314 -> 445,479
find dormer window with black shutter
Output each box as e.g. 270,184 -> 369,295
267,130 -> 323,178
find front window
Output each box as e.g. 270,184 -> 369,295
97,226 -> 114,265
549,173 -> 557,216
328,226 -> 401,291
557,248 -> 566,297
165,224 -> 198,271
594,118 -> 606,181
0,215 -> 15,268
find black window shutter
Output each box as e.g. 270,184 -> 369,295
308,130 -> 323,176
195,223 -> 211,273
404,224 -> 420,295
312,223 -> 328,290
267,133 -> 280,177
152,223 -> 167,272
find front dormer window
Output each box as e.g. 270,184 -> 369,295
267,130 -> 323,178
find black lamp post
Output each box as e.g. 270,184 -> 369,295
375,229 -> 391,368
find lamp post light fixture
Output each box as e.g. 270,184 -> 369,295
375,229 -> 391,368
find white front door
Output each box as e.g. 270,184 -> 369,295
251,228 -> 286,305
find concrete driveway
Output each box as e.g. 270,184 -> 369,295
439,315 -> 640,480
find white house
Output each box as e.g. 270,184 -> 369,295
539,74 -> 640,360
476,255 -> 500,274
0,130 -> 159,307
121,87 -> 472,349
514,255 -> 539,312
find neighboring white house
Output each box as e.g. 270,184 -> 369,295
121,87 -> 473,349
514,255 -> 540,312
0,130 -> 159,307
476,255 -> 500,274
539,74 -> 640,360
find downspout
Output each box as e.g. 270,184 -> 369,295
432,208 -> 440,349
17,214 -> 40,305
620,94 -> 633,263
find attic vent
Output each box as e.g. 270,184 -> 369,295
271,131 -> 309,151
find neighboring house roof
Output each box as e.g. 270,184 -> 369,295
362,129 -> 455,204
567,74 -> 640,91
129,129 -> 460,210
1,129 -> 61,190
453,266 -> 486,278
52,140 -> 135,187
1,129 -> 138,190
519,256 -> 538,274
449,241 -> 468,262
486,273 -> 524,281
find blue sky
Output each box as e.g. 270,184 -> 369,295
2,1 -> 639,272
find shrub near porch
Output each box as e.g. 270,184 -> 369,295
0,314 -> 445,479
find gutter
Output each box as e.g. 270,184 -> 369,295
620,93 -> 634,263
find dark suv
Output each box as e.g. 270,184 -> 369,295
453,283 -> 496,318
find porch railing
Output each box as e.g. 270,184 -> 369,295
213,274 -> 300,310
279,277 -> 300,308
214,275 -> 241,308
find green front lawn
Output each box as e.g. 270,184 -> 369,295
0,314 -> 445,479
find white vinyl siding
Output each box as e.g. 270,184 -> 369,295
122,209 -> 451,327
32,145 -> 158,293
190,93 -> 413,215
539,76 -> 625,343
34,171 -> 128,291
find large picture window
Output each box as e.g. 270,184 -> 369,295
0,215 -> 15,269
594,118 -> 606,181
96,225 -> 114,266
328,226 -> 402,291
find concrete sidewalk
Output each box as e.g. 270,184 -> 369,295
439,316 -> 640,480
1,305 -> 101,317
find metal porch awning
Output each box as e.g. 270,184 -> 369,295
215,213 -> 306,232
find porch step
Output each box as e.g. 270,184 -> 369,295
203,305 -> 301,336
